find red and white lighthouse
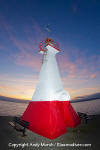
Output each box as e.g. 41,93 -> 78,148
22,38 -> 81,139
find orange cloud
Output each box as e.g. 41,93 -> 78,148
90,72 -> 98,79
15,50 -> 41,71
58,54 -> 76,78
58,51 -> 99,80
0,74 -> 38,100
64,84 -> 100,99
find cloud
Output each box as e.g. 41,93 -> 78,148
0,14 -> 45,71
8,28 -> 42,71
57,50 -> 100,80
1,13 -> 100,77
0,74 -> 38,100
0,84 -> 34,100
90,72 -> 98,79
14,49 -> 41,71
59,51 -> 100,98
0,13 -> 100,100
58,54 -> 76,78
64,80 -> 100,99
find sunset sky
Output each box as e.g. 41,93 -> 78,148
0,0 -> 100,100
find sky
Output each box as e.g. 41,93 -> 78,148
0,0 -> 100,100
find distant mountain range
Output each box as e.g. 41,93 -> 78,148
0,96 -> 29,104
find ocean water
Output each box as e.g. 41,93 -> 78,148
0,99 -> 100,116
71,99 -> 100,115
0,100 -> 28,116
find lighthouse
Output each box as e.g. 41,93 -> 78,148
22,38 -> 81,139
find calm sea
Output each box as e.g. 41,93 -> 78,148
0,99 -> 100,116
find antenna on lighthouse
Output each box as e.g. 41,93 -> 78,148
41,24 -> 51,63
45,24 -> 51,37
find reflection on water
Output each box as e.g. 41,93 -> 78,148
0,99 -> 100,116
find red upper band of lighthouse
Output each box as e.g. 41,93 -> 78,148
39,37 -> 60,52
21,37 -> 81,139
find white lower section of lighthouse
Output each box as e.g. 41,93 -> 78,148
32,45 -> 70,101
